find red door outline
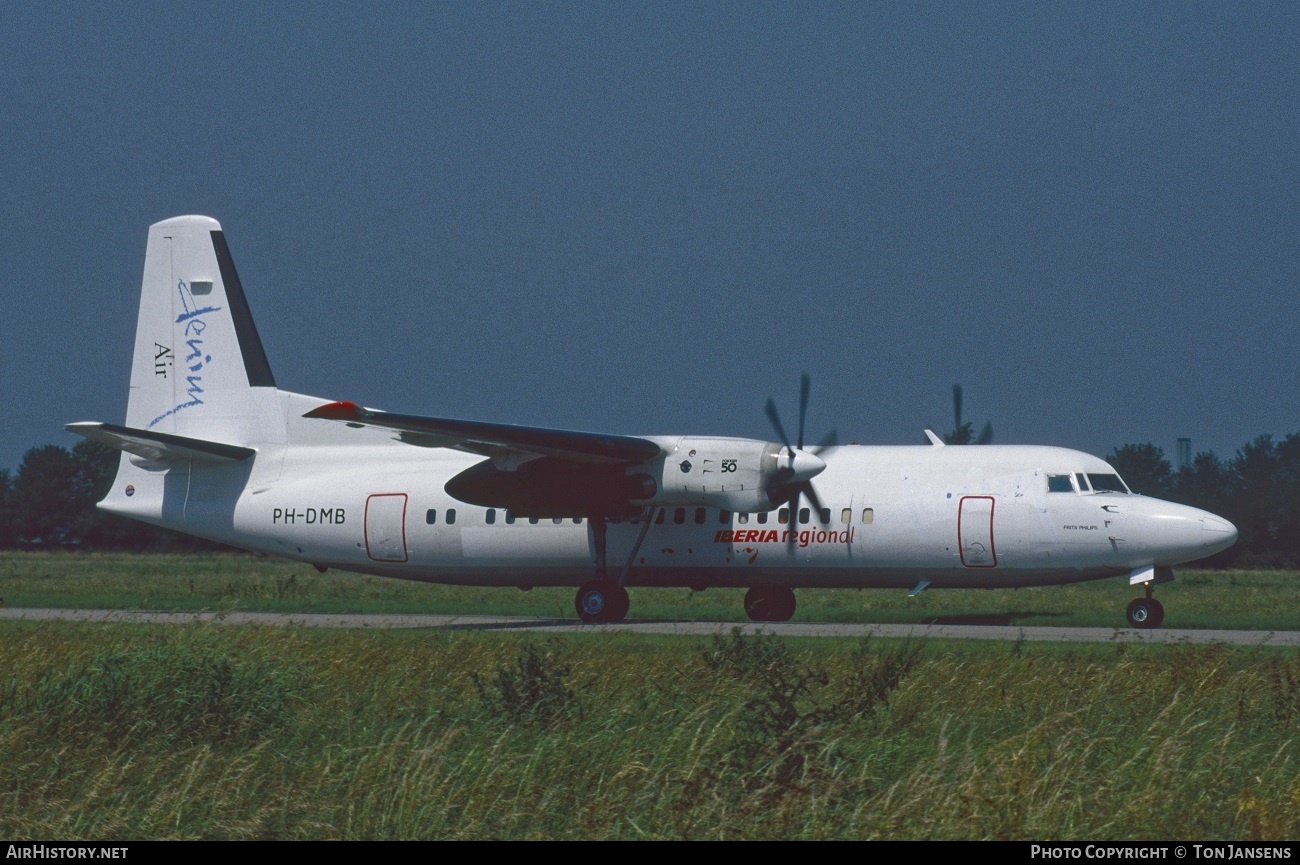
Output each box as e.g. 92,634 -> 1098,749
958,495 -> 997,568
365,493 -> 409,563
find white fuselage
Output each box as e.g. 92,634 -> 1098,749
100,392 -> 1235,592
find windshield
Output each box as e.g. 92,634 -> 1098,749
1047,474 -> 1074,492
1087,473 -> 1129,494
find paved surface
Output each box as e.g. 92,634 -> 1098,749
1,607 -> 1297,645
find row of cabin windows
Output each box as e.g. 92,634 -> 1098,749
426,507 -> 875,526
426,508 -> 582,526
660,507 -> 874,526
766,507 -> 874,525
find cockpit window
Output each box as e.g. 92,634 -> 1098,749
1087,473 -> 1129,493
1075,473 -> 1090,492
1047,474 -> 1074,492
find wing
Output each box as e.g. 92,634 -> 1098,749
301,401 -> 662,465
67,422 -> 256,463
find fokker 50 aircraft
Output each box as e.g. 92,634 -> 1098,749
69,216 -> 1238,628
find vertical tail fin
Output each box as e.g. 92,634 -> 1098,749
126,215 -> 283,445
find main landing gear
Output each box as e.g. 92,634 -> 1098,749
744,586 -> 796,622
575,580 -> 630,624
575,512 -> 653,624
1126,584 -> 1165,629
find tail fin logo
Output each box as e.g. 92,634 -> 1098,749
147,280 -> 223,428
154,343 -> 173,378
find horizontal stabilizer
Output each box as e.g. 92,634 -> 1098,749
303,401 -> 662,465
66,422 -> 256,464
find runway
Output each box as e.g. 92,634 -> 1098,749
1,607 -> 1297,645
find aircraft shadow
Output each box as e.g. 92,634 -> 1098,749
431,618 -> 576,631
918,611 -> 1067,626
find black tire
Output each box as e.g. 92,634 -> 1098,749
1126,597 -> 1164,629
744,586 -> 796,622
575,580 -> 629,624
606,584 -> 630,623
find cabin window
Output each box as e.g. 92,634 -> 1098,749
861,508 -> 874,524
574,517 -> 583,524
1047,474 -> 1074,493
552,517 -> 563,524
505,511 -> 517,525
426,509 -> 437,525
655,509 -> 665,525
819,508 -> 831,525
798,507 -> 810,524
840,508 -> 852,524
529,516 -> 539,525
778,508 -> 790,525
674,508 -> 686,525
486,508 -> 496,525
719,509 -> 730,524
1088,473 -> 1129,494
738,513 -> 749,524
757,511 -> 769,525
695,508 -> 706,525
446,509 -> 456,525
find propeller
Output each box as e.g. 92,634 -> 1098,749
946,384 -> 993,445
765,373 -> 837,554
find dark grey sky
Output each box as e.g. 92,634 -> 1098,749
4,2 -> 1297,473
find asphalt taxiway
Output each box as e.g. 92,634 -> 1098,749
1,607 -> 1296,645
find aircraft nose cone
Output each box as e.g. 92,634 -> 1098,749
1201,515 -> 1238,554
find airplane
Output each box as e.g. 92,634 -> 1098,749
68,215 -> 1238,629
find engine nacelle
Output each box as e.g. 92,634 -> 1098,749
632,436 -> 787,513
444,435 -> 826,519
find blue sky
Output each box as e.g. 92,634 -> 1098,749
3,2 -> 1297,473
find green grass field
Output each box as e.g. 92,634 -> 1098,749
0,620 -> 1296,840
0,551 -> 1296,630
1,552 -> 1297,839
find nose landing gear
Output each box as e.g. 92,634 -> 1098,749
1125,566 -> 1173,629
1125,585 -> 1165,629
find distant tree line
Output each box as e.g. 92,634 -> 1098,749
1,432 -> 1297,566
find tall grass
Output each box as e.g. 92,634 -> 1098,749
0,620 -> 1295,839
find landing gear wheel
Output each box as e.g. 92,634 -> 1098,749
1126,597 -> 1165,629
744,586 -> 797,622
575,581 -> 629,624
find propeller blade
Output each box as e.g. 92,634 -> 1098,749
765,397 -> 791,450
797,372 -> 811,450
764,374 -> 833,530
786,492 -> 800,554
802,481 -> 824,516
811,429 -> 838,454
977,421 -> 994,445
